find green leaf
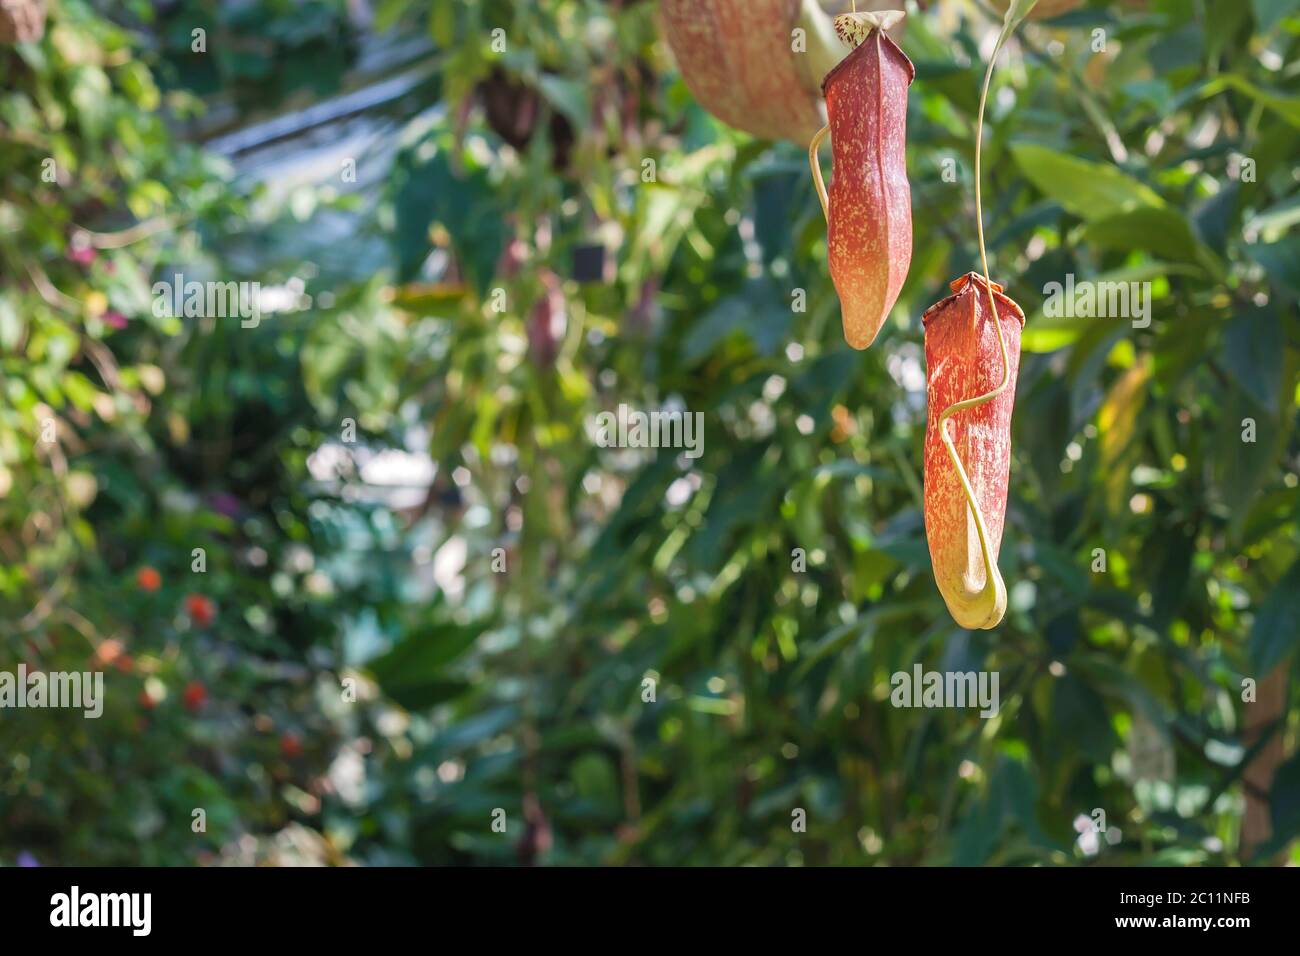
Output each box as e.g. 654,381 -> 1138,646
1246,237 -> 1300,294
1252,0 -> 1294,33
366,621 -> 483,710
1051,674 -> 1117,763
69,67 -> 112,139
1081,207 -> 1208,267
0,294 -> 23,351
1020,263 -> 1187,352
1010,143 -> 1165,221
428,705 -> 520,757
570,752 -> 621,817
789,349 -> 859,423
1246,194 -> 1300,241
1195,180 -> 1238,253
379,677 -> 471,712
682,280 -> 792,362
751,164 -> 802,264
1001,0 -> 1040,33
62,372 -> 99,412
428,0 -> 455,44
390,134 -> 505,297
1202,75 -> 1300,129
1211,381 -> 1287,521
1222,304 -> 1283,410
1250,559 -> 1300,673
535,74 -> 589,129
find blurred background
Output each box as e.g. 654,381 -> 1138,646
1,0 -> 1298,866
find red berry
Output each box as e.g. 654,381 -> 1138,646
185,594 -> 215,627
183,681 -> 207,713
136,567 -> 161,592
138,689 -> 157,710
280,732 -> 303,759
92,639 -> 124,669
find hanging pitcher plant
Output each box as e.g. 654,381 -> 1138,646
805,1 -> 1040,628
921,0 -> 1040,629
808,8 -> 913,350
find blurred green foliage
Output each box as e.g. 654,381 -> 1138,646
2,0 -> 1299,866
0,0 -> 394,865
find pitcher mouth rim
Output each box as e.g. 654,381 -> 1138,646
921,272 -> 1027,327
821,26 -> 915,97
